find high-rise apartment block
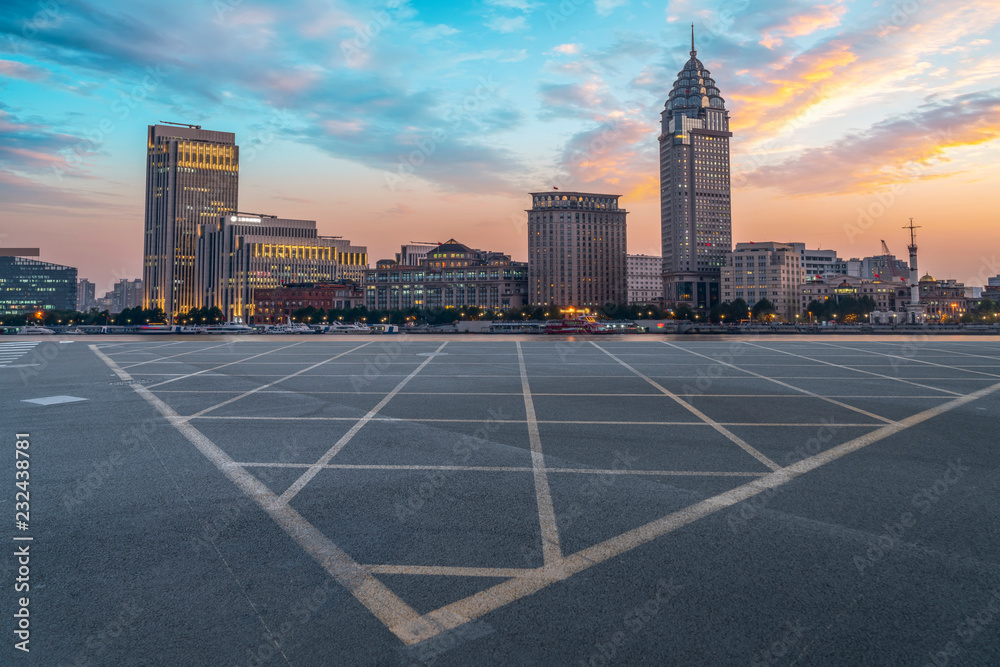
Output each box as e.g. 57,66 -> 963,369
197,214 -> 367,322
527,192 -> 627,307
77,279 -> 97,311
627,255 -> 664,305
143,123 -> 239,318
112,279 -> 143,313
721,242 -> 805,320
660,28 -> 732,310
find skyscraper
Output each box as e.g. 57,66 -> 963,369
527,192 -> 627,307
660,27 -> 732,310
143,123 -> 239,318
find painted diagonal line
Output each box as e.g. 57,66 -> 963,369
90,344 -> 442,646
820,341 -> 1000,379
145,341 -> 308,389
745,342 -> 963,397
277,341 -> 450,505
517,341 -> 562,568
408,379 -> 1000,643
364,565 -> 543,578
906,344 -> 1000,362
590,342 -> 781,471
189,342 -> 374,419
121,341 -> 235,369
661,341 -> 896,425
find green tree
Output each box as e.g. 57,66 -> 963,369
751,298 -> 775,322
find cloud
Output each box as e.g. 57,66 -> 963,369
595,0 -> 628,17
0,59 -> 48,81
538,80 -> 617,119
484,16 -> 527,33
759,1 -> 847,49
741,91 -> 1000,196
485,0 -> 538,9
550,43 -> 580,55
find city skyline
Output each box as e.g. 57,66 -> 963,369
2,0 -> 999,289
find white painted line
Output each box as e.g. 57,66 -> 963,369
590,343 -> 782,472
21,395 -> 88,406
365,564 -> 544,579
819,342 -> 1000,379
120,341 -> 250,369
744,342 -> 964,397
518,340 -> 562,568
277,342 -> 450,506
661,341 -> 896,425
412,379 -> 1000,642
188,415 -> 879,427
187,342 -> 375,419
234,462 -> 766,477
145,342 -> 308,389
91,344 -> 439,646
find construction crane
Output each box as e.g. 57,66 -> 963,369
879,239 -> 904,281
158,121 -> 202,129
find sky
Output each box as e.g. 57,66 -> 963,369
1,0 -> 999,295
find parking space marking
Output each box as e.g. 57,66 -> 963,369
591,343 -> 782,472
120,341 -> 236,368
517,342 -> 562,568
91,343 -> 440,646
820,342 -> 1000,379
276,342 -> 450,506
413,378 -> 1000,641
235,461 -> 767,477
145,342 -> 309,388
88,339 -> 1000,649
187,343 -> 374,418
744,343 -> 965,396
661,341 -> 896,425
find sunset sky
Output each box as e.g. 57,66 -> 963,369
2,0 -> 999,294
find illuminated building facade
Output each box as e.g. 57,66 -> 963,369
721,242 -> 804,320
366,239 -> 527,310
254,281 -> 366,324
197,214 -> 367,321
143,124 -> 239,318
527,192 -> 627,307
0,249 -> 77,316
660,27 -> 732,310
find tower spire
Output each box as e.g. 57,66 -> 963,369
691,23 -> 696,56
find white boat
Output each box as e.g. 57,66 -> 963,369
17,326 -> 55,335
325,322 -> 371,334
204,321 -> 255,334
176,325 -> 207,334
263,318 -> 314,334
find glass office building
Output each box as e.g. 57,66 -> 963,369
0,255 -> 77,316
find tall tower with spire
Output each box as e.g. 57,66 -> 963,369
659,25 -> 732,310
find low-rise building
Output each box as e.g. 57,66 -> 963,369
721,242 -> 804,319
366,239 -> 528,311
627,254 -> 664,305
799,275 -> 902,316
253,281 -> 365,324
906,275 -> 972,321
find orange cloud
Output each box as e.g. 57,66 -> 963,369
759,2 -> 848,49
741,92 -> 1000,196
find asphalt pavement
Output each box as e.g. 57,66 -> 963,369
2,335 -> 999,665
